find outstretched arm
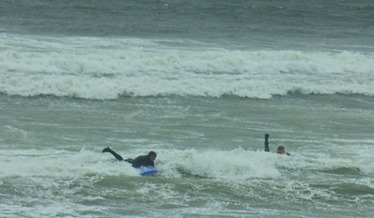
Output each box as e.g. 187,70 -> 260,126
264,133 -> 270,152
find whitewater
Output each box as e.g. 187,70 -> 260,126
1,34 -> 373,99
1,0 -> 374,217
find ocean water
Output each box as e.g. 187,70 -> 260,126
1,0 -> 374,217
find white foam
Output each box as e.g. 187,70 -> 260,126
0,147 -> 279,182
0,145 -> 372,182
0,148 -> 139,179
1,33 -> 374,99
1,145 -> 373,217
158,148 -> 282,180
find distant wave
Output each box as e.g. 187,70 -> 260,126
1,34 -> 373,100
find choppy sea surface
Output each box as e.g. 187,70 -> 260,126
1,0 -> 373,217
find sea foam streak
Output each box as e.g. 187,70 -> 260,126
1,148 -> 371,181
1,34 -> 373,99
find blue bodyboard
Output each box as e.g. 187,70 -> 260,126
139,166 -> 158,176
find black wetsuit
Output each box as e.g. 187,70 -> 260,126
125,155 -> 155,168
264,134 -> 290,156
103,147 -> 155,168
264,134 -> 271,152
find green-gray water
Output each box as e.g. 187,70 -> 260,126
1,0 -> 373,217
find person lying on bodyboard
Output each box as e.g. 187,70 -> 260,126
102,147 -> 157,168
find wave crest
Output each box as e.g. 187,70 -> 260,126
1,35 -> 373,99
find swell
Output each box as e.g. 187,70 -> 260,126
1,34 -> 373,100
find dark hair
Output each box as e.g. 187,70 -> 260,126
148,151 -> 157,157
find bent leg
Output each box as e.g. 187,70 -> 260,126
102,147 -> 124,161
124,158 -> 134,165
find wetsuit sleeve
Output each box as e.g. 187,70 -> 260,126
131,156 -> 144,168
142,156 -> 155,167
264,134 -> 270,152
146,160 -> 155,167
131,155 -> 154,168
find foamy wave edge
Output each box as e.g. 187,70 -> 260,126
0,73 -> 373,100
1,34 -> 374,100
